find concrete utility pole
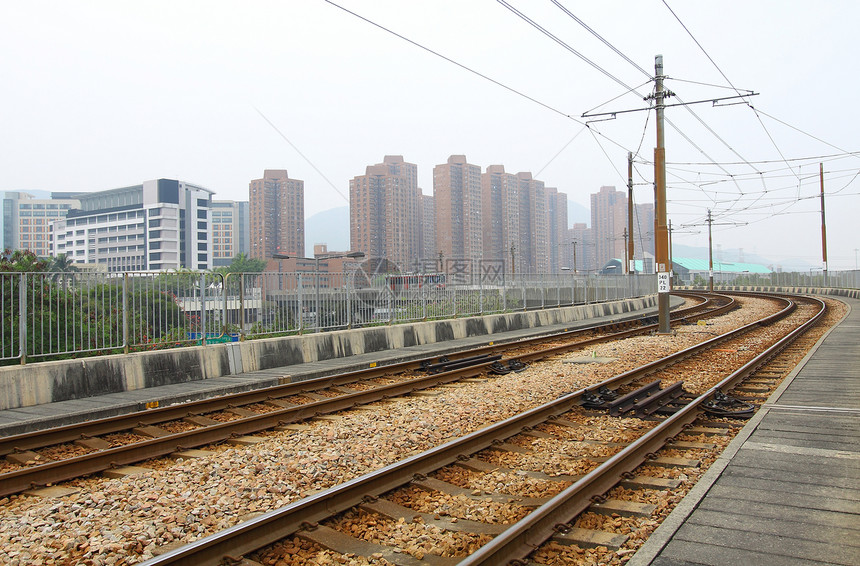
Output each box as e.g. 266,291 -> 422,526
572,241 -> 578,274
654,55 -> 671,332
707,210 -> 714,292
820,163 -> 828,286
627,151 -> 635,275
623,228 -> 629,274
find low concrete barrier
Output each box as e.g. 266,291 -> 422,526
0,296 -> 657,411
680,285 -> 860,300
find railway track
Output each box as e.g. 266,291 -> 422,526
134,293 -> 826,565
0,293 -> 731,497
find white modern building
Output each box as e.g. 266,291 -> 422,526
51,179 -> 214,272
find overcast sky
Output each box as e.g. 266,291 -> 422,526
2,1 -> 859,269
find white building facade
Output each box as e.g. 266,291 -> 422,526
51,179 -> 213,272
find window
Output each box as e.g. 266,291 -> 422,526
197,210 -> 207,219
149,219 -> 161,228
197,221 -> 206,230
197,199 -> 208,207
149,252 -> 161,261
197,231 -> 206,241
197,243 -> 207,251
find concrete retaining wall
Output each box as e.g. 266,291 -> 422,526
0,296 -> 656,411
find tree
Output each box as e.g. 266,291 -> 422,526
0,249 -> 47,273
223,253 -> 266,274
213,253 -> 267,296
48,253 -> 80,291
47,253 -> 79,274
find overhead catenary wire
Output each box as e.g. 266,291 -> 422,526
502,0 -> 769,202
496,0 -> 640,93
322,0 -> 636,156
255,107 -> 350,204
661,0 -> 802,188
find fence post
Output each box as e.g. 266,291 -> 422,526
123,273 -> 129,354
388,289 -> 393,325
502,273 -> 507,312
422,278 -> 427,321
521,278 -> 526,312
220,273 -> 228,337
199,273 -> 207,345
346,273 -> 353,329
479,272 -> 484,315
19,273 -> 27,365
298,274 -> 304,334
239,274 -> 246,340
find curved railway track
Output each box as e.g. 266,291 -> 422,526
133,293 -> 826,565
0,293 -> 732,497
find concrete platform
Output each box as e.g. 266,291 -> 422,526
0,297 -> 667,436
629,295 -> 860,566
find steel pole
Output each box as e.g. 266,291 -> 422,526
627,151 -> 635,275
654,55 -> 671,332
820,163 -> 828,286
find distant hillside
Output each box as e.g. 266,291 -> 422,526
567,200 -> 589,227
305,206 -> 350,256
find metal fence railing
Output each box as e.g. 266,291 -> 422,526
0,270 -> 655,364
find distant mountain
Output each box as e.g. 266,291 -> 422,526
567,200 -> 589,227
305,206 -> 350,256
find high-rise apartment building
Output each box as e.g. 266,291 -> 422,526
591,185 -> 628,270
517,172 -> 550,274
481,165 -> 520,267
568,223 -> 593,273
434,155 -> 482,264
547,188 -> 568,273
418,194 -> 436,266
3,192 -> 80,257
249,170 -> 304,260
51,179 -> 213,272
211,200 -> 250,267
349,156 -> 420,270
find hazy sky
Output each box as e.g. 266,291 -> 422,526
2,1 -> 859,269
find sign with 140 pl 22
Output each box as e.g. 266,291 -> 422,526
657,272 -> 670,293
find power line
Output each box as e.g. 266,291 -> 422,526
550,0 -> 652,78
322,0 -> 636,157
535,125 -> 589,178
661,0 -> 800,189
663,151 -> 860,166
323,0 -> 572,121
255,106 -> 349,204
752,107 -> 860,157
496,0 -> 638,92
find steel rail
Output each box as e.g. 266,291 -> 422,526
0,292 -> 717,457
0,293 -> 742,497
459,294 -> 826,565
137,293 -> 801,566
